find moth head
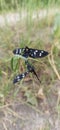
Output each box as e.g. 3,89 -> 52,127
13,49 -> 17,54
25,46 -> 29,52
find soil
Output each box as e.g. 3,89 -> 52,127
0,80 -> 60,130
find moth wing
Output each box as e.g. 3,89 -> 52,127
13,72 -> 28,84
13,48 -> 25,55
29,49 -> 49,58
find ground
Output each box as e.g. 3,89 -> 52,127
0,80 -> 60,130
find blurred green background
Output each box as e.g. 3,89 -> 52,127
0,0 -> 60,11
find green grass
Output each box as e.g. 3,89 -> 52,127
0,0 -> 60,13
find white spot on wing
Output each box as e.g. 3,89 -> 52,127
35,50 -> 38,52
39,53 -> 42,57
16,49 -> 18,54
41,50 -> 44,53
22,73 -> 25,78
34,51 -> 36,55
19,49 -> 21,54
31,53 -> 34,57
17,75 -> 20,81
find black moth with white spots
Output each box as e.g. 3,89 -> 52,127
13,61 -> 40,84
13,46 -> 49,58
13,46 -> 49,84
13,72 -> 29,84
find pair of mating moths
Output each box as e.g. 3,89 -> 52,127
13,46 -> 49,84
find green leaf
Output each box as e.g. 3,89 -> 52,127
11,57 -> 13,70
11,57 -> 19,71
27,96 -> 37,106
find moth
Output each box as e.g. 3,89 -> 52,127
13,61 -> 40,84
13,46 -> 49,59
13,46 -> 49,84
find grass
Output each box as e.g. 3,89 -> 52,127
0,11 -> 60,106
0,0 -> 60,13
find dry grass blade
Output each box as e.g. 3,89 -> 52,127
48,42 -> 60,80
0,103 -> 14,109
1,71 -> 7,76
57,89 -> 60,106
6,107 -> 26,120
3,122 -> 8,130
